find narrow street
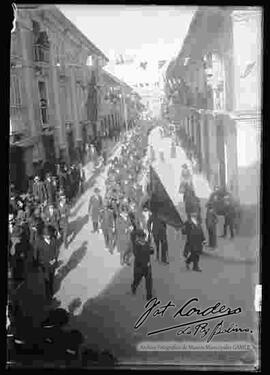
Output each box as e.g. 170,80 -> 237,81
52,125 -> 258,365
9,5 -> 261,369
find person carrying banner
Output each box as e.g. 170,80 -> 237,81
148,213 -> 169,264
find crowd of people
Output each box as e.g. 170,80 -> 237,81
7,120 -> 243,365
87,124 -> 149,266
175,134 -> 241,272
7,122 -> 154,365
8,163 -> 88,305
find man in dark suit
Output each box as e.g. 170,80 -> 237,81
32,176 -> 47,204
131,229 -> 154,301
220,195 -> 236,239
148,213 -> 169,264
44,173 -> 57,205
35,225 -> 59,300
42,203 -> 60,239
182,212 -> 206,272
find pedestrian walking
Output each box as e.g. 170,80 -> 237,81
220,195 -> 236,239
205,204 -> 218,249
29,206 -> 44,251
148,213 -> 169,264
100,203 -> 115,253
115,211 -> 131,265
182,212 -> 206,272
42,203 -> 61,239
88,187 -> 103,233
34,225 -> 58,301
44,173 -> 57,205
131,229 -> 154,301
184,188 -> 201,223
58,194 -> 70,249
32,176 -> 47,204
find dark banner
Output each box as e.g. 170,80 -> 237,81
149,165 -> 183,228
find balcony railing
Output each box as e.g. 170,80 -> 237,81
33,44 -> 50,63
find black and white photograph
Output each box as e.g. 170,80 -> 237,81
7,4 -> 261,370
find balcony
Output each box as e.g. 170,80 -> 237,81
33,44 -> 50,64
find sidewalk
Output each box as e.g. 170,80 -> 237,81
203,235 -> 259,263
151,131 -> 258,264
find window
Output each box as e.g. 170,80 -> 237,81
38,81 -> 49,125
33,30 -> 50,63
10,74 -> 22,107
86,55 -> 93,66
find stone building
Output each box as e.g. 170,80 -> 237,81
10,5 -> 139,192
10,4 -> 109,191
165,6 -> 262,205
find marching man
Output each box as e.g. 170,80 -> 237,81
88,187 -> 103,233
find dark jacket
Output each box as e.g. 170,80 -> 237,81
133,240 -> 154,267
32,181 -> 47,203
42,207 -> 60,233
148,214 -> 167,239
44,179 -> 57,204
35,237 -> 58,280
185,194 -> 201,215
182,220 -> 205,254
224,204 -> 236,221
206,209 -> 218,229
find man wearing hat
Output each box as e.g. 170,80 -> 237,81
88,187 -> 103,233
32,175 -> 47,204
35,225 -> 59,301
182,211 -> 206,272
42,203 -> 61,239
220,195 -> 236,239
131,228 -> 154,301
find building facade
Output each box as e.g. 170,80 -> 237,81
165,6 -> 262,204
10,5 -> 138,192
